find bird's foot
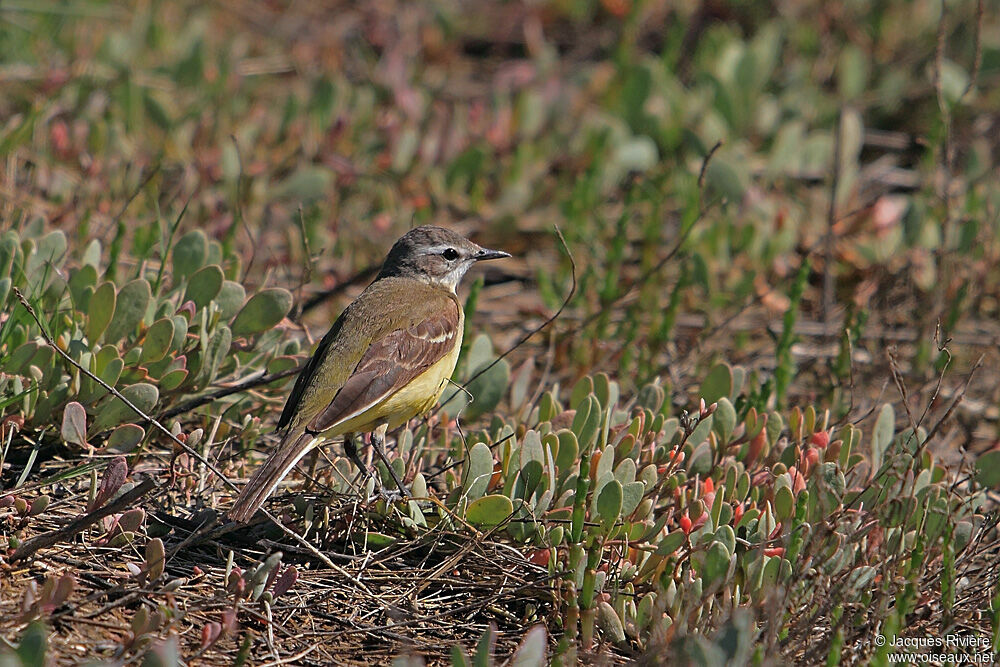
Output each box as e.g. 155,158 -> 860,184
367,485 -> 409,504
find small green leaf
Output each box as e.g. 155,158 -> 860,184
61,401 -> 88,446
466,495 -> 514,527
519,430 -> 544,467
712,397 -> 737,443
272,165 -> 334,202
597,482 -> 623,528
159,368 -> 189,392
472,624 -> 496,667
837,43 -> 869,100
656,530 -> 686,555
364,532 -> 397,549
465,358 -> 510,422
554,430 -> 579,474
93,383 -> 159,431
573,394 -> 602,453
107,424 -> 145,453
216,280 -> 246,320
596,600 -> 626,644
621,481 -> 645,516
104,279 -> 151,344
68,264 -> 97,309
140,318 -> 175,365
700,362 -> 733,404
230,288 -> 293,337
871,403 -> 895,471
702,541 -> 731,586
197,325 -> 232,387
183,264 -> 224,308
86,282 -> 116,343
974,450 -> 1000,488
774,485 -> 794,521
464,442 -> 495,500
15,622 -> 48,667
29,230 -> 68,273
172,230 -> 208,282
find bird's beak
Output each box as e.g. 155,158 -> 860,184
474,247 -> 511,262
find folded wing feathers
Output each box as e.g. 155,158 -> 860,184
306,307 -> 459,433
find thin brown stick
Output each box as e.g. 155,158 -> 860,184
962,0 -> 984,100
932,0 -> 954,326
232,135 -> 258,283
9,477 -> 156,563
823,109 -> 843,323
156,365 -> 301,421
922,354 -> 984,446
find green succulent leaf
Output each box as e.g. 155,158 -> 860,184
172,230 -> 208,282
871,403 -> 895,471
86,282 -> 116,343
364,532 -> 397,549
621,481 -> 645,516
159,368 -> 189,392
93,383 -> 159,432
465,358 -> 510,422
104,279 -> 151,344
107,423 -> 145,453
974,450 -> 1000,488
712,397 -> 737,443
553,430 -> 579,474
464,441 -> 495,500
61,401 -> 87,446
140,318 -> 175,365
230,288 -> 293,337
183,264 -> 224,308
596,600 -> 626,644
700,362 -> 734,404
216,280 -> 246,320
597,480 -> 624,530
702,540 -> 732,586
466,494 -> 514,527
573,394 -> 602,453
656,530 -> 686,556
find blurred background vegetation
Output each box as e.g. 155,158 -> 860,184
1,0 -> 999,664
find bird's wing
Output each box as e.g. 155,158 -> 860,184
276,309 -> 347,431
305,300 -> 460,433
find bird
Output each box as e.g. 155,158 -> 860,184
228,226 -> 510,522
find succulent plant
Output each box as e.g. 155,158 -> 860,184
1,226 -> 297,448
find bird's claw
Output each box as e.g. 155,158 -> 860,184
368,485 -> 409,504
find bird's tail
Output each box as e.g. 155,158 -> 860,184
228,430 -> 320,523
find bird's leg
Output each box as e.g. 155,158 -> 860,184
302,448 -> 321,490
343,433 -> 372,486
370,422 -> 410,499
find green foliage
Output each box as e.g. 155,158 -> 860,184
0,224 -> 296,444
0,622 -> 49,667
1,0 -> 996,663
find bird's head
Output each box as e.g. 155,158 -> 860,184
376,226 -> 510,292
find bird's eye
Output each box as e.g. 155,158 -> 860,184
442,248 -> 459,261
